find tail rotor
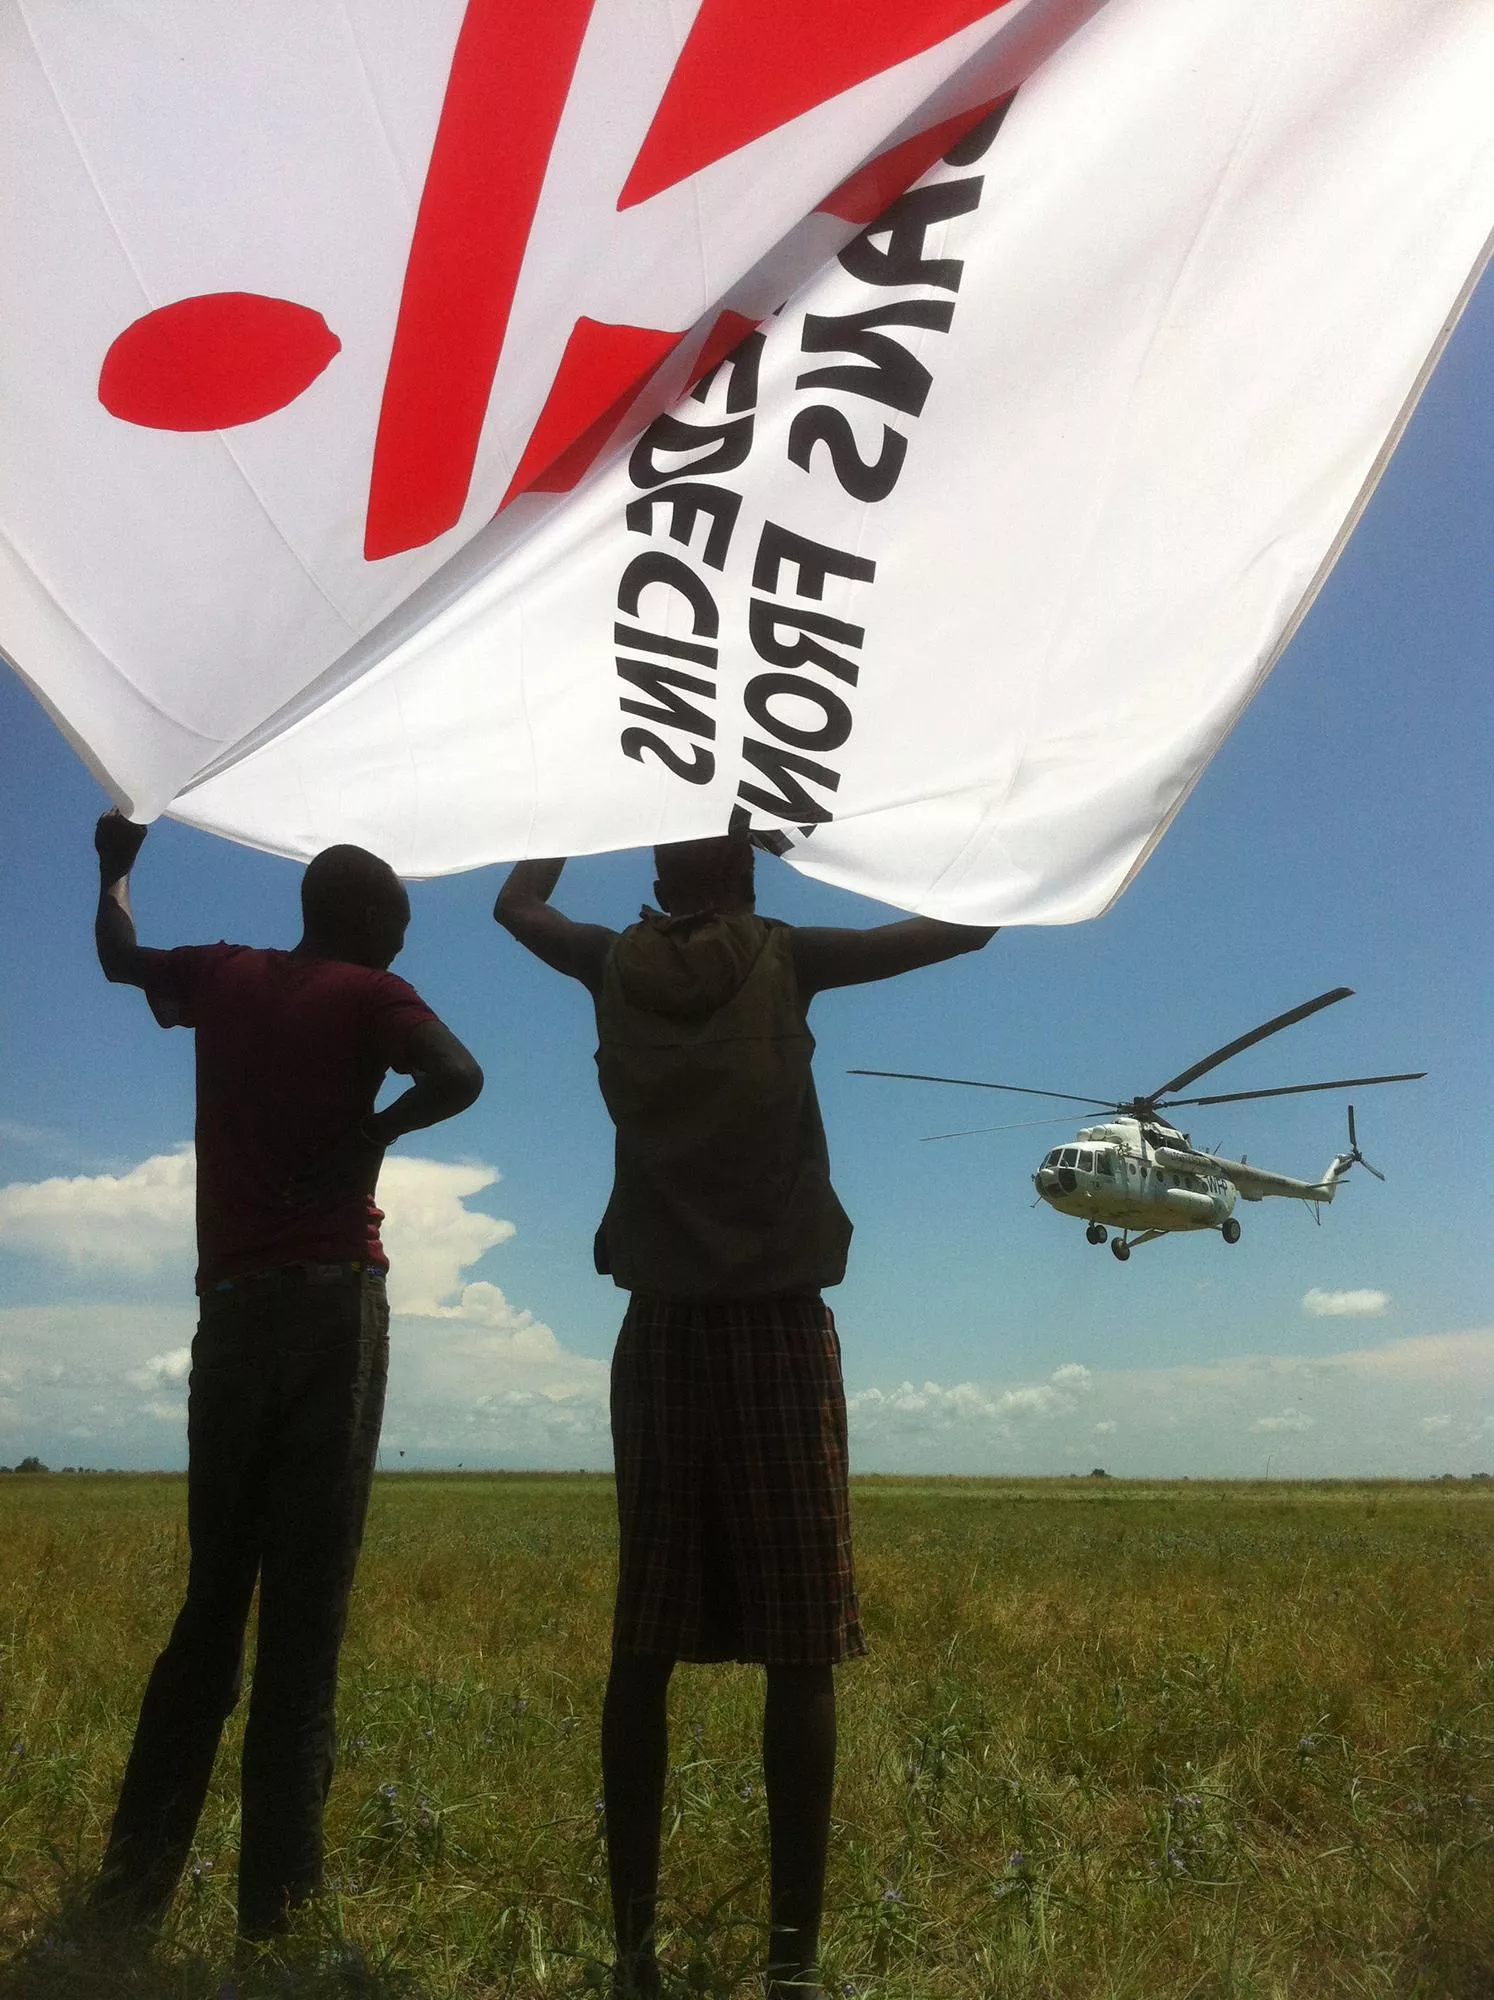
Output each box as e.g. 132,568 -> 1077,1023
1345,1103 -> 1386,1181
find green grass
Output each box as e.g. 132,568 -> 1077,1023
1,1474 -> 1490,1998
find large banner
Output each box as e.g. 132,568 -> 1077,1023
3,0 -> 1492,919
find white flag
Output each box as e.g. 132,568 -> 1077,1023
3,0 -> 1491,919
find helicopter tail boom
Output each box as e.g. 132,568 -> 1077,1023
1151,1144 -> 1344,1205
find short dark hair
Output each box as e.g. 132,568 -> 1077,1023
652,830 -> 755,915
301,844 -> 402,930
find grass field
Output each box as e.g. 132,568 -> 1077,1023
0,1474 -> 1490,1999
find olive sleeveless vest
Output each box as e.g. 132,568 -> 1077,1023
593,911 -> 852,1297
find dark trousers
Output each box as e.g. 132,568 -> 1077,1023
96,1266 -> 388,1936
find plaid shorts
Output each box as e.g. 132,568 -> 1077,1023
610,1293 -> 865,1666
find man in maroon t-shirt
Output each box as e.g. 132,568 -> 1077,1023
89,811 -> 482,1940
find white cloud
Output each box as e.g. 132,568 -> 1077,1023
2,1143 -> 1488,1477
1050,1363 -> 1093,1391
0,1149 -> 606,1469
127,1348 -> 192,1390
0,1147 -> 517,1306
0,1303 -> 199,1463
0,1149 -> 195,1272
848,1362 -> 1092,1440
380,1306 -> 610,1464
377,1158 -> 515,1315
842,1331 -> 1494,1477
1303,1287 -> 1390,1318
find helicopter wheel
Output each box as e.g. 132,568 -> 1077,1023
1086,1223 -> 1108,1245
1221,1218 -> 1241,1245
1111,1237 -> 1131,1263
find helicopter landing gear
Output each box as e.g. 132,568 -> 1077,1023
1221,1218 -> 1241,1244
1111,1237 -> 1131,1262
1086,1223 -> 1108,1245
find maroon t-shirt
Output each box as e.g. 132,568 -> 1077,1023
143,944 -> 437,1289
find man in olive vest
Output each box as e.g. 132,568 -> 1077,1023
495,831 -> 994,1998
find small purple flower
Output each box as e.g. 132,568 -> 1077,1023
738,1783 -> 755,1800
8,1740 -> 23,1759
1007,1851 -> 1026,1872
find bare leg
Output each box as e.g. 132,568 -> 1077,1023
763,1664 -> 836,1997
602,1651 -> 674,1997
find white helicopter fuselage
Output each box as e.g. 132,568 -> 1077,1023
1032,1115 -> 1350,1239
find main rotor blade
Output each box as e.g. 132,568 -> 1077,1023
1145,987 -> 1354,1102
1163,1070 -> 1425,1108
920,1111 -> 1101,1142
848,1069 -> 1112,1107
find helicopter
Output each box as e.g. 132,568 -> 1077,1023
851,987 -> 1424,1262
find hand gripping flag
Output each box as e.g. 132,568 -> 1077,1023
2,0 -> 1492,919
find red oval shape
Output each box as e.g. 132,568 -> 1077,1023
99,292 -> 341,431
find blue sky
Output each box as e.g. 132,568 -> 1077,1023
2,272 -> 1490,1478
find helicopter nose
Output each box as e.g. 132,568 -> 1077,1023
1056,1168 -> 1077,1194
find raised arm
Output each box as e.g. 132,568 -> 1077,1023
493,858 -> 616,994
94,810 -> 164,988
791,917 -> 997,999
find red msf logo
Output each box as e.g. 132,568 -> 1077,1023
96,0 -> 1010,560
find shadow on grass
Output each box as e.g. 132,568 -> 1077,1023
1406,1899 -> 1494,2000
0,1882 -> 424,2000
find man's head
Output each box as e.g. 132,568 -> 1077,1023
300,845 -> 410,968
652,831 -> 756,918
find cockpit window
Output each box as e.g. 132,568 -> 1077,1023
1095,1151 -> 1113,1175
1044,1150 -> 1060,1167
1059,1148 -> 1078,1168
1077,1149 -> 1093,1171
